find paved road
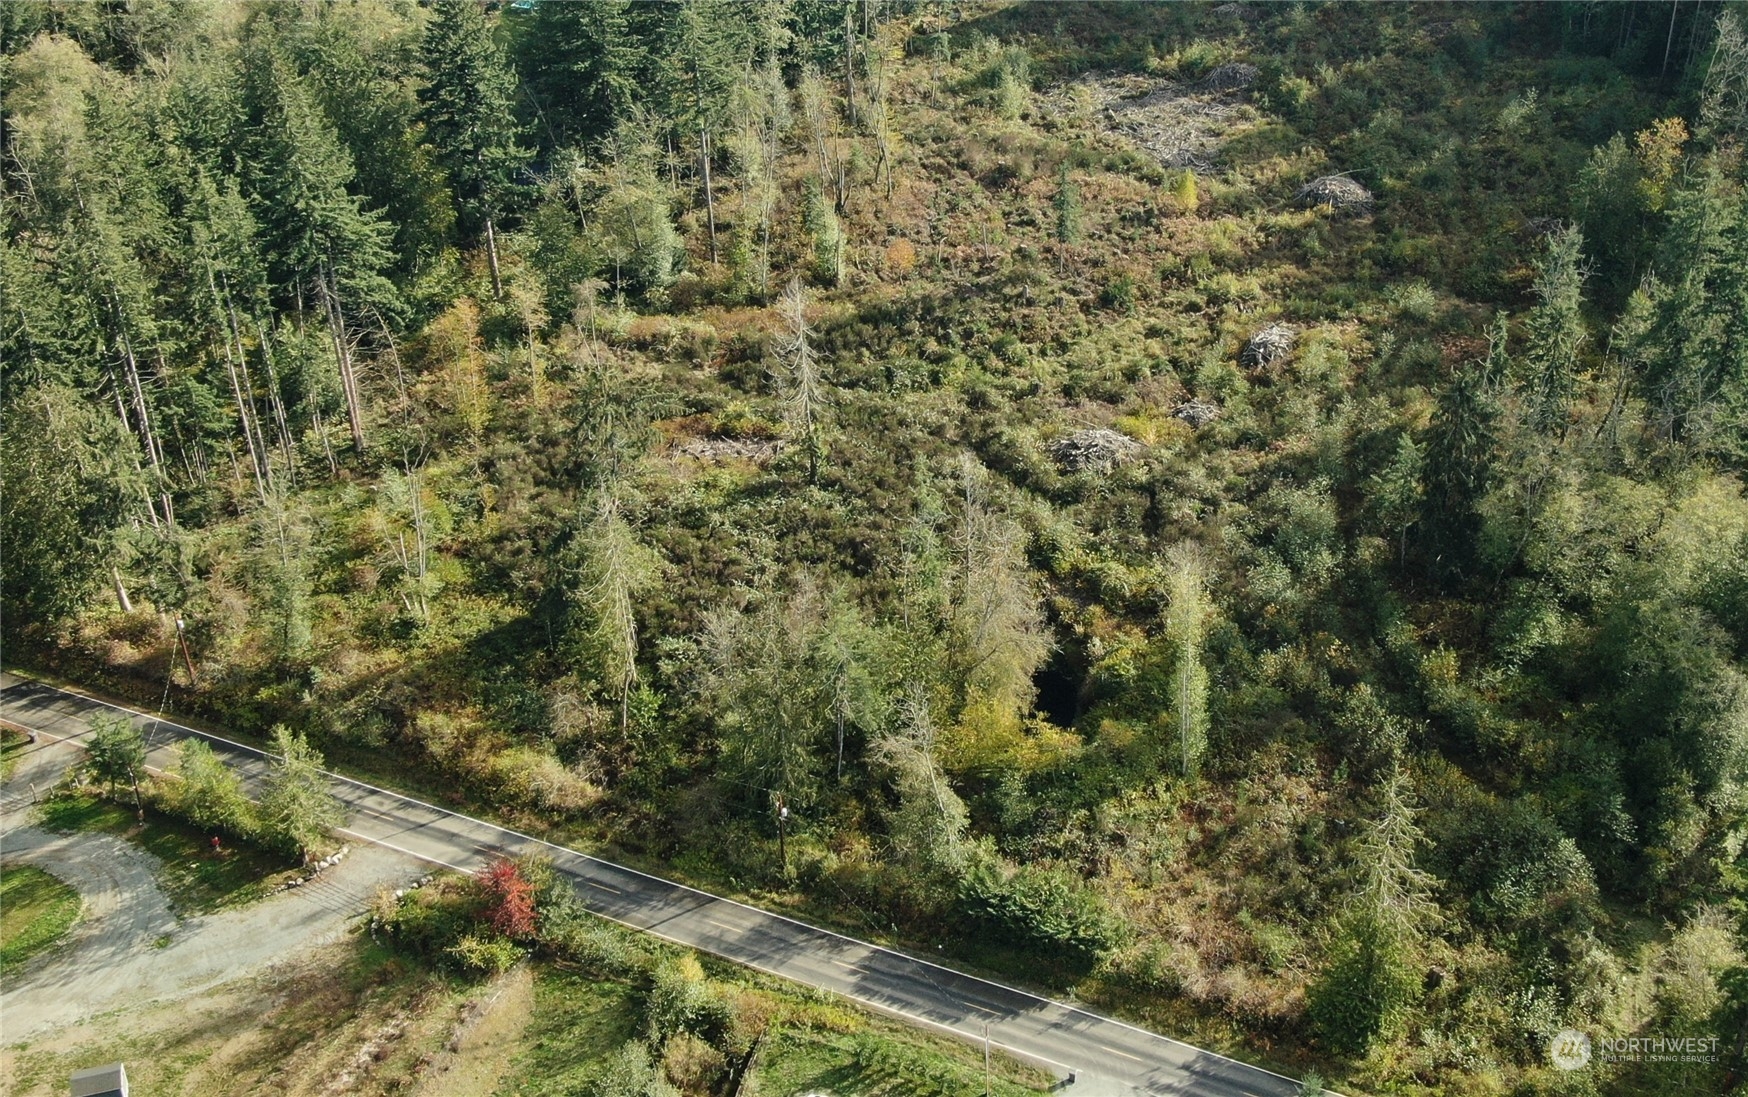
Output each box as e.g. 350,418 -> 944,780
0,672 -> 1304,1097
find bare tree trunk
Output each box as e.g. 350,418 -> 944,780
128,765 -> 144,823
252,314 -> 298,484
844,6 -> 858,128
701,126 -> 718,264
112,567 -> 133,613
317,266 -> 367,453
1663,0 -> 1681,78
484,215 -> 504,299
1684,0 -> 1705,74
409,472 -> 430,622
113,313 -> 173,526
208,268 -> 267,503
107,374 -> 161,529
311,404 -> 340,476
220,276 -> 274,491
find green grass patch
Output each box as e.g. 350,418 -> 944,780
492,957 -> 1053,1097
1,725 -> 30,780
497,968 -> 639,1096
0,864 -> 81,975
756,1025 -> 1054,1097
37,792 -> 299,916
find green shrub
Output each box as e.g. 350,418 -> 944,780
447,931 -> 523,976
1101,274 -> 1138,315
1306,913 -> 1420,1058
375,875 -> 486,970
586,1040 -> 678,1097
158,739 -> 257,841
644,953 -> 734,1047
958,856 -> 1126,963
803,178 -> 843,286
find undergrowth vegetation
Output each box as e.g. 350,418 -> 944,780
372,856 -> 1053,1096
5,2 -> 1748,1093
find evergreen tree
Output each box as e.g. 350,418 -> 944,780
418,0 -> 531,298
0,383 -> 142,633
775,277 -> 828,482
253,486 -> 313,661
84,713 -> 146,814
517,0 -> 644,149
1522,225 -> 1589,436
572,486 -> 660,735
1420,333 -> 1502,586
725,60 -> 790,298
259,725 -> 343,863
45,78 -> 182,525
0,229 -> 80,391
699,580 -> 873,812
183,171 -> 277,500
1630,155 -> 1748,458
241,40 -> 397,453
589,112 -> 682,295
1054,162 -> 1082,245
1368,432 -> 1423,568
1308,770 -> 1438,1057
644,0 -> 756,264
1170,168 -> 1198,212
274,4 -> 454,279
801,176 -> 843,286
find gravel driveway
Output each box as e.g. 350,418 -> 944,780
0,728 -> 419,1043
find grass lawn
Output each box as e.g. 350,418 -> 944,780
37,793 -> 300,916
753,1025 -> 1055,1097
496,969 -> 640,1096
0,725 -> 30,780
494,960 -> 1053,1097
0,865 -> 81,976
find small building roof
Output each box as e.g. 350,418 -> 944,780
69,1062 -> 129,1097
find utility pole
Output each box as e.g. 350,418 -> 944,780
128,762 -> 144,823
983,1021 -> 992,1096
777,795 -> 790,878
175,617 -> 198,683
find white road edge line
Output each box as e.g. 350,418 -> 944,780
332,825 -> 1090,1081
2,674 -> 1315,1093
10,708 -> 1089,1082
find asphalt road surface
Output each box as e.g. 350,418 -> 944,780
0,671 -> 1305,1097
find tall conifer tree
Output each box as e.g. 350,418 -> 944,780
242,41 -> 395,453
418,0 -> 530,298
1421,333 -> 1502,585
517,0 -> 644,149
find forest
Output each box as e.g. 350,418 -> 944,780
3,1 -> 1748,1094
